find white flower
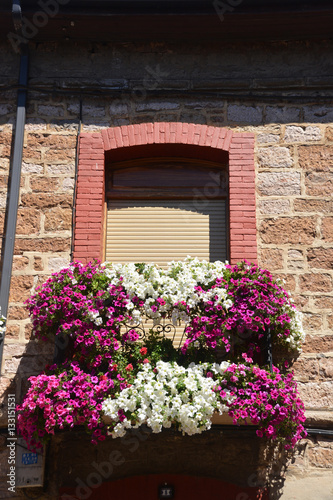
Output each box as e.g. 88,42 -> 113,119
102,360 -> 234,439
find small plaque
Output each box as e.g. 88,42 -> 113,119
16,438 -> 45,488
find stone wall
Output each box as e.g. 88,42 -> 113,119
0,38 -> 332,498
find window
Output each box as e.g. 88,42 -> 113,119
105,157 -> 228,266
73,123 -> 257,267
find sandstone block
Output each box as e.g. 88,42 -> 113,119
328,315 -> 333,330
47,164 -> 75,175
303,334 -> 333,353
292,294 -> 309,310
0,161 -> 10,174
298,145 -> 333,171
14,237 -> 71,254
288,249 -> 303,260
273,273 -> 296,292
186,100 -> 224,110
25,118 -> 47,131
22,145 -> 42,162
4,324 -> 20,340
45,207 -> 72,232
260,217 -> 316,245
303,105 -> 333,123
20,192 -> 72,209
0,143 -> 11,159
227,104 -> 263,124
109,102 -> 129,116
258,199 -> 290,215
0,132 -> 12,146
0,193 -> 7,209
8,305 -> 29,321
21,162 -> 43,174
305,172 -> 333,196
319,358 -> 333,379
207,114 -> 224,125
12,256 -> 29,271
0,175 -> 8,190
82,122 -> 110,132
9,275 -> 34,302
305,411 -> 333,429
294,199 -> 333,214
48,257 -> 70,272
33,256 -> 43,271
62,178 -> 74,190
321,217 -> 333,242
27,133 -> 76,149
314,296 -> 333,309
136,101 -> 180,112
287,249 -> 305,270
299,274 -> 332,293
67,103 -> 80,114
16,208 -> 40,235
307,248 -> 333,270
326,126 -> 333,141
257,172 -> 300,196
82,104 -> 106,117
37,104 -> 65,117
49,120 -> 79,131
30,176 -> 60,192
298,382 -> 333,408
307,447 -> 333,469
293,357 -> 319,382
0,103 -> 13,116
256,133 -> 280,144
259,248 -> 283,271
258,146 -> 293,168
43,149 -> 75,162
25,322 -> 34,340
265,106 -> 300,124
288,260 -> 305,270
284,126 -> 322,143
302,313 -> 323,332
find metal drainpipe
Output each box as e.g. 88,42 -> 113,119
0,0 -> 29,371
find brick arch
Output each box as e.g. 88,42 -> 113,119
73,122 -> 256,264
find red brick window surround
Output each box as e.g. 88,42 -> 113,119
73,122 -> 256,265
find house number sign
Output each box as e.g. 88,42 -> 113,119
158,483 -> 174,499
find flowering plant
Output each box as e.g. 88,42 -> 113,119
221,361 -> 306,449
17,258 -> 307,452
26,258 -> 305,365
102,358 -> 306,449
102,360 -> 234,438
17,362 -> 114,451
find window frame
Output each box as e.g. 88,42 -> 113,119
73,123 -> 257,266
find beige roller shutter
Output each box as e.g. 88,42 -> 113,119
106,199 -> 227,267
106,199 -> 227,346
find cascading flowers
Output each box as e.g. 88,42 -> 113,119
102,360 -> 234,438
26,257 -> 305,363
102,359 -> 306,449
17,258 -> 307,452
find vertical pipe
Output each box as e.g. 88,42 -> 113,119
0,45 -> 29,370
70,98 -> 83,262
